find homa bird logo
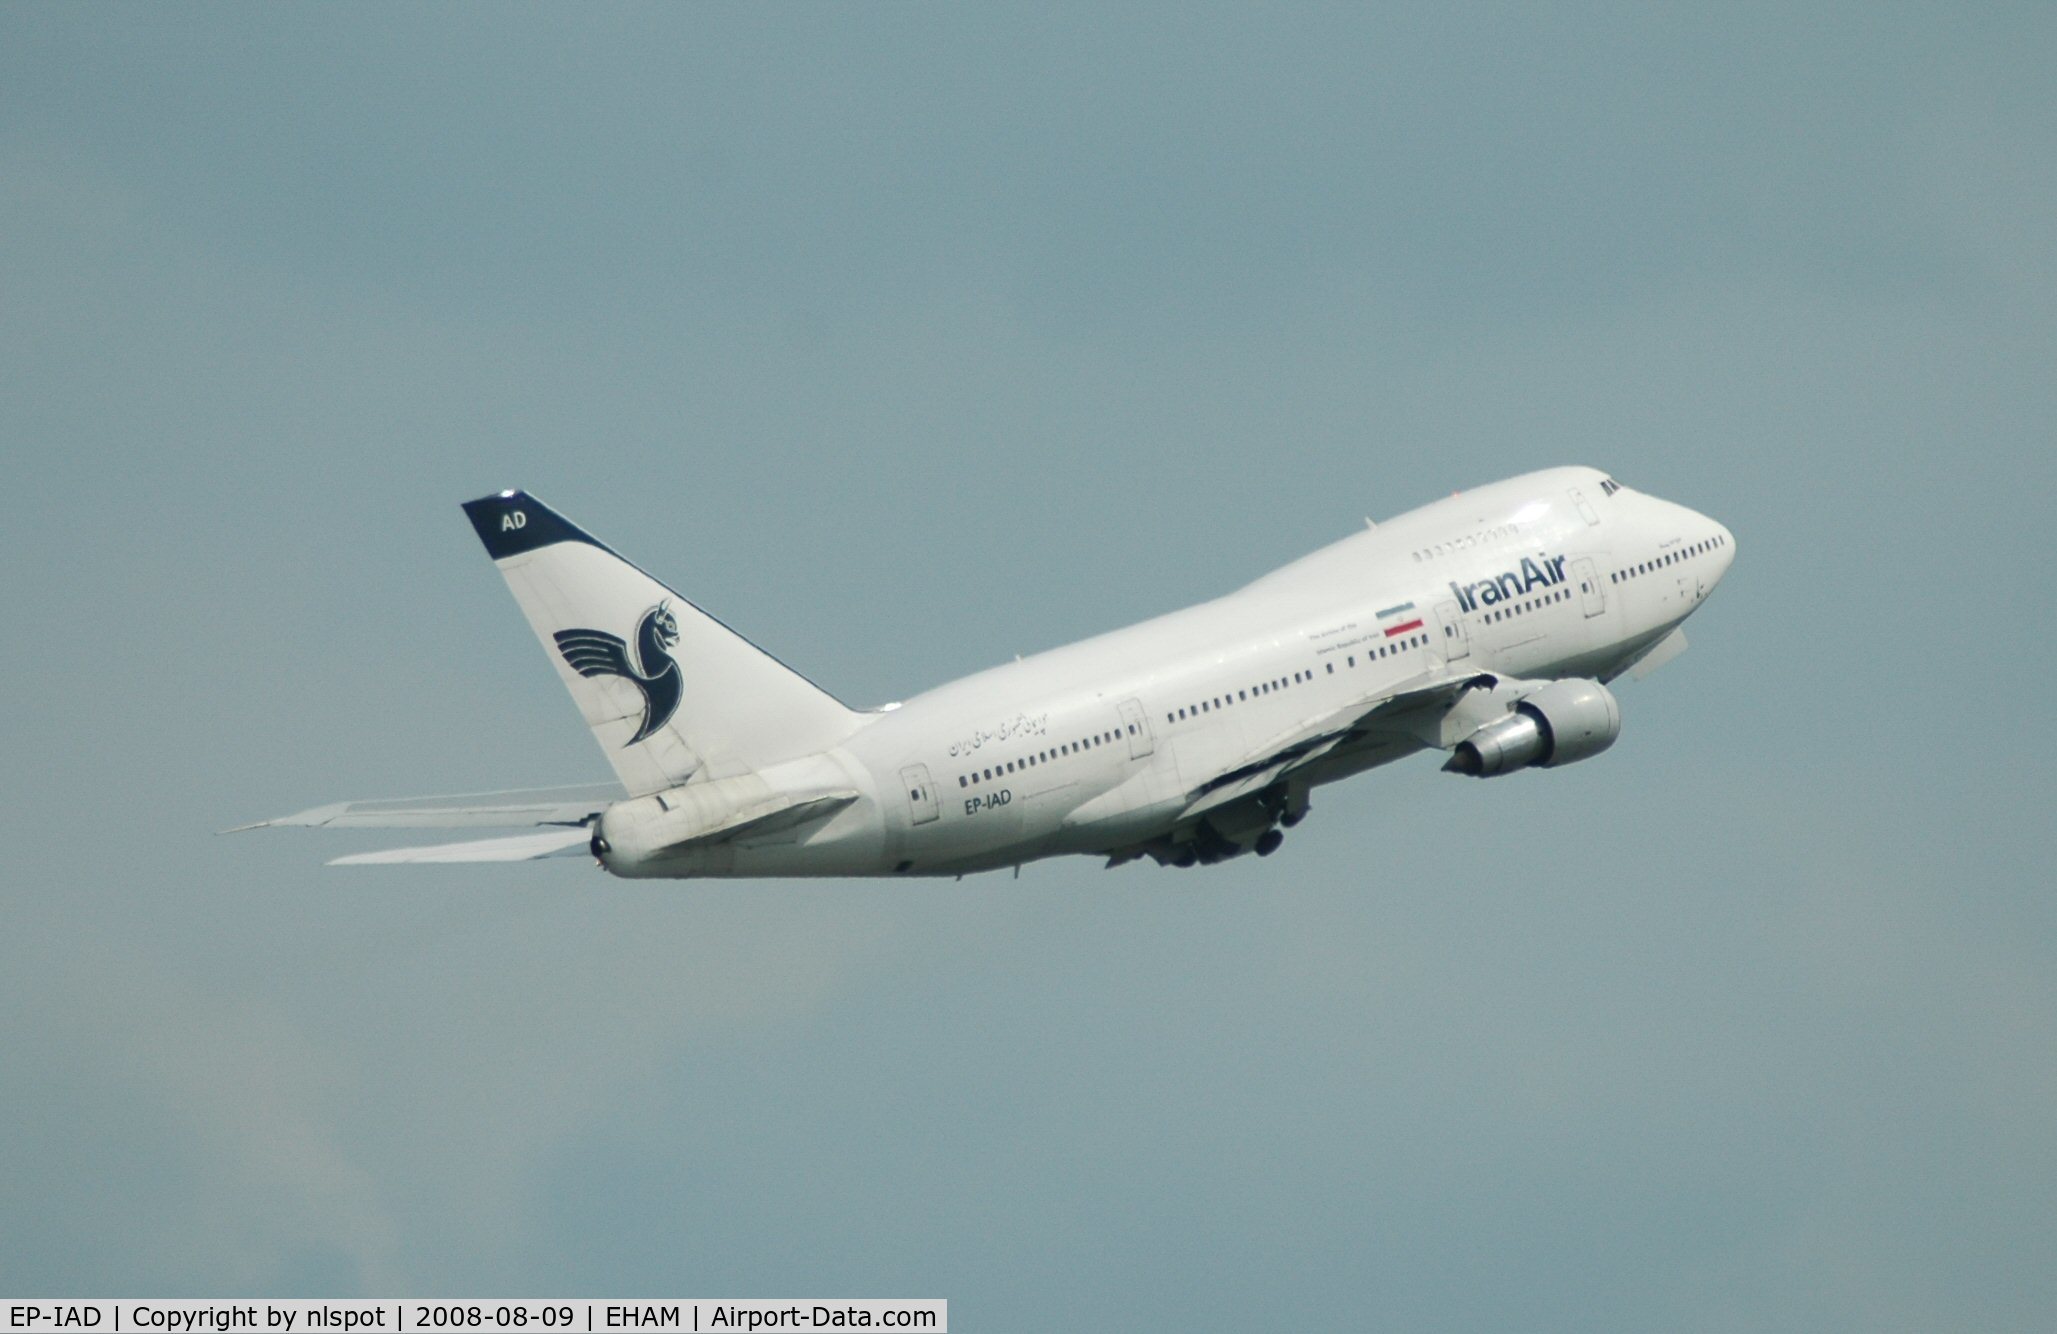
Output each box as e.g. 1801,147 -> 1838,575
553,603 -> 683,745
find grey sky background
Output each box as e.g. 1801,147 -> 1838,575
3,4 -> 2053,1327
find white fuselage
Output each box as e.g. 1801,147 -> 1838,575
601,467 -> 1734,878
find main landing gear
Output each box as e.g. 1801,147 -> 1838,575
1160,786 -> 1307,867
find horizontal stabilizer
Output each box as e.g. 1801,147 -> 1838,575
330,828 -> 594,865
689,792 -> 858,848
226,783 -> 623,833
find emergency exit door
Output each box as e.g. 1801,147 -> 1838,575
1573,557 -> 1605,619
899,764 -> 939,826
1118,698 -> 1154,760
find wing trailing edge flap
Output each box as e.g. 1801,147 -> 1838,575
224,782 -> 626,833
1178,672 -> 1497,821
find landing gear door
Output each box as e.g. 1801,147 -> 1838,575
898,763 -> 940,826
1118,698 -> 1154,760
1434,600 -> 1469,661
1573,557 -> 1605,619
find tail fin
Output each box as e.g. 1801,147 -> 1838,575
462,491 -> 861,796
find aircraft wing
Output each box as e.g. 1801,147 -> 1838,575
1178,671 -> 1496,821
224,783 -> 626,833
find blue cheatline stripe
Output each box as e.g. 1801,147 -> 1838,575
1376,602 -> 1417,618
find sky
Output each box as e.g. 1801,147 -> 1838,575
2,3 -> 2053,1327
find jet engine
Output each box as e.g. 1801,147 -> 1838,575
1443,678 -> 1620,777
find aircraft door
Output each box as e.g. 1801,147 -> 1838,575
1119,698 -> 1155,760
898,763 -> 940,826
1434,600 -> 1469,661
1569,488 -> 1600,525
1573,557 -> 1605,619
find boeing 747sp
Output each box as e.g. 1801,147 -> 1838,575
236,467 -> 1734,875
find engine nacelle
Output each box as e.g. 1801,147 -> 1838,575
1444,678 -> 1620,777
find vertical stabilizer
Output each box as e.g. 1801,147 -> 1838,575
461,491 -> 860,795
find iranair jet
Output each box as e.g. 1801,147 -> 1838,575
235,467 -> 1733,876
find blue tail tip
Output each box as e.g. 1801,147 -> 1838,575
462,490 -> 607,560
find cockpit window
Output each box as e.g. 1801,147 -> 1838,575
1598,477 -> 1623,496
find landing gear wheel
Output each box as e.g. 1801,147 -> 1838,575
1255,828 -> 1284,857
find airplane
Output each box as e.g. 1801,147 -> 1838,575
233,467 -> 1734,876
